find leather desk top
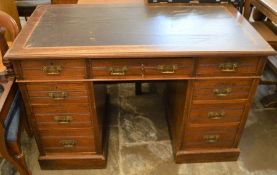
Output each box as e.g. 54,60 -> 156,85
5,4 -> 275,59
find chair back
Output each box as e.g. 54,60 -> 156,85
0,11 -> 19,77
148,0 -> 244,13
0,11 -> 19,42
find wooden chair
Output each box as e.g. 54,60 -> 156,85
51,0 -> 78,4
0,10 -> 31,175
244,0 -> 277,49
16,0 -> 50,19
243,0 -> 277,108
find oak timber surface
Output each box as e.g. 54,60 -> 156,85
6,4 -> 275,59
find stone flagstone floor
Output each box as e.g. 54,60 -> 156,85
1,82 -> 277,175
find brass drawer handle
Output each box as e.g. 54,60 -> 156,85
59,140 -> 77,148
208,112 -> 225,120
109,66 -> 128,76
42,65 -> 63,75
213,88 -> 232,97
54,116 -> 73,124
218,63 -> 238,72
203,135 -> 220,143
48,92 -> 68,100
158,65 -> 178,74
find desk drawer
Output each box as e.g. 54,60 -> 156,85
26,82 -> 88,91
91,59 -> 141,79
182,125 -> 238,149
20,60 -> 86,80
193,79 -> 253,101
39,128 -> 95,153
26,82 -> 89,104
29,91 -> 89,104
142,58 -> 194,78
197,57 -> 261,76
32,104 -> 91,114
35,113 -> 92,129
189,103 -> 245,124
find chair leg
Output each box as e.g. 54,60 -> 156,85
3,153 -> 31,175
261,86 -> 277,108
135,82 -> 142,95
0,130 -> 31,175
15,152 -> 31,175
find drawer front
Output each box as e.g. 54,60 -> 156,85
35,113 -> 92,129
91,59 -> 141,79
39,128 -> 95,153
197,57 -> 261,76
26,82 -> 88,91
143,58 -> 194,78
182,125 -> 238,149
193,79 -> 253,101
26,82 -> 89,104
32,104 -> 91,114
20,60 -> 86,80
189,103 -> 245,124
29,91 -> 89,104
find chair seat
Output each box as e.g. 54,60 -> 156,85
16,0 -> 51,7
4,91 -> 20,142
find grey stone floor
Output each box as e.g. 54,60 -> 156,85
1,82 -> 277,175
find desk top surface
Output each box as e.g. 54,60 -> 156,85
6,4 -> 275,59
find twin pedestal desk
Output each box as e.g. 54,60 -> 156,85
5,3 -> 276,169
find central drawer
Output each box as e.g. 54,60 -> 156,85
91,59 -> 142,79
91,58 -> 194,79
142,58 -> 194,78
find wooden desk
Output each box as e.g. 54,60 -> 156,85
5,4 -> 275,169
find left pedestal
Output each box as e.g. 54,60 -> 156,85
15,60 -> 108,169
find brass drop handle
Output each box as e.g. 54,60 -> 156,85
213,88 -> 232,97
158,65 -> 178,74
42,65 -> 63,75
48,92 -> 68,100
54,116 -> 73,124
218,63 -> 238,72
203,135 -> 220,143
59,140 -> 77,148
109,66 -> 128,76
208,112 -> 225,120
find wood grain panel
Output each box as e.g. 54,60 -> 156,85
182,124 -> 239,149
143,58 -> 194,78
32,104 -> 90,114
193,79 -> 253,101
35,113 -> 92,129
28,91 -> 89,104
26,82 -> 88,91
91,59 -> 141,79
189,102 -> 246,124
39,128 -> 95,153
20,60 -> 86,80
197,57 -> 261,76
